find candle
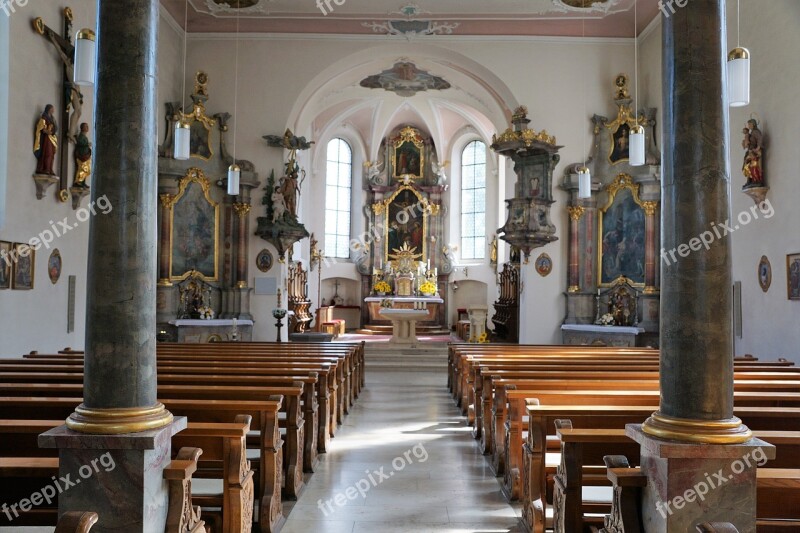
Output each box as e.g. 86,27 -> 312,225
232,318 -> 238,327
597,289 -> 601,296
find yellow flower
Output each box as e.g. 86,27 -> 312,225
419,281 -> 437,294
373,281 -> 392,293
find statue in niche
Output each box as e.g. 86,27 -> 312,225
73,122 -> 91,188
34,104 -> 58,175
279,162 -> 301,218
741,118 -> 764,189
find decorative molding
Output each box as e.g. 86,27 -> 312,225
187,32 -> 634,45
362,20 -> 461,37
567,206 -> 586,221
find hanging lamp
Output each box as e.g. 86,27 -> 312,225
227,3 -> 242,195
629,0 -> 646,166
727,0 -> 750,107
174,0 -> 191,160
577,15 -> 592,199
73,29 -> 96,86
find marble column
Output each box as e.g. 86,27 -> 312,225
40,2 -> 185,531
233,202 -> 251,288
627,2 -> 774,531
642,201 -> 658,294
566,206 -> 584,293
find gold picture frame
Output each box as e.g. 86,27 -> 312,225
166,168 -> 220,282
392,126 -> 425,181
373,184 -> 441,262
758,255 -> 771,293
11,242 -> 35,290
788,253 -> 800,301
597,173 -> 646,288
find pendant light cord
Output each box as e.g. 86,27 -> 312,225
180,0 -> 188,117
232,6 -> 240,165
634,0 -> 638,122
737,0 -> 740,47
582,15 -> 587,168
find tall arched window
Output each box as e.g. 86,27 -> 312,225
325,138 -> 352,258
461,140 -> 487,260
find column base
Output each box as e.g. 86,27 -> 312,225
627,424 -> 775,533
39,417 -> 188,533
642,411 -> 752,444
65,402 -> 174,434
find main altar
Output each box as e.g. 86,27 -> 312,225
356,126 -> 450,334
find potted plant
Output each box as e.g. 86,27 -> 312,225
419,280 -> 437,296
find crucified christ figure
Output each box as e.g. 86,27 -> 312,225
46,33 -> 83,143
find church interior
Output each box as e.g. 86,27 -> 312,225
0,0 -> 798,531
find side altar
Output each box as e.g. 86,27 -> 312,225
357,126 -> 450,334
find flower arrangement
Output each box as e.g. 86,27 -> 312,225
373,280 -> 392,294
380,298 -> 393,308
419,280 -> 437,295
198,306 -> 215,320
478,332 -> 490,344
599,313 -> 616,326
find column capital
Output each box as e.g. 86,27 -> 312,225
159,193 -> 176,208
641,200 -> 659,217
233,202 -> 252,217
567,205 -> 586,221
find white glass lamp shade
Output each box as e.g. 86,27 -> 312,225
629,125 -> 646,166
174,122 -> 190,160
577,166 -> 592,199
227,164 -> 241,196
727,47 -> 750,107
73,29 -> 96,86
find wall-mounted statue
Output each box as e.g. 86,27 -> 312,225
34,104 -> 58,176
73,122 -> 92,188
741,118 -> 764,189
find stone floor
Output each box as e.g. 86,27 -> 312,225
281,364 -> 523,533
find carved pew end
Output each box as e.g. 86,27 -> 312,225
54,511 -> 99,533
696,523 -> 740,533
164,447 -> 206,533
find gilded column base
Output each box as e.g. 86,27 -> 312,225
567,285 -> 580,293
643,286 -> 659,295
641,411 -> 752,444
236,280 -> 248,289
157,279 -> 173,287
66,403 -> 174,434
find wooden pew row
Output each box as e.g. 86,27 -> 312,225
0,445 -> 206,533
0,417 -> 258,533
0,367 -> 323,471
0,382 -> 306,501
23,349 -> 353,435
554,425 -> 800,533
475,368 -> 800,454
0,358 -> 339,450
0,396 -> 284,533
521,404 -> 800,533
501,388 -> 800,502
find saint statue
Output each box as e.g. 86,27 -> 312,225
280,163 -> 301,218
73,122 -> 92,188
34,105 -> 58,176
742,119 -> 764,189
271,187 -> 286,223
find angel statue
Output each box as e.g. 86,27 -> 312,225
432,160 -> 449,184
263,129 -> 315,167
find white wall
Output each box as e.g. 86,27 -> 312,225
637,1 -> 800,362
0,11 -> 8,230
0,6 -> 185,356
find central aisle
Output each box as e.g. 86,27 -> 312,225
282,354 -> 522,533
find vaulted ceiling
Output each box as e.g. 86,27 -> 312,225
160,0 -> 660,37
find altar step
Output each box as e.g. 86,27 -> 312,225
363,343 -> 449,372
355,325 -> 451,336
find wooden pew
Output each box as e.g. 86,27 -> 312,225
0,446 -> 205,532
55,511 -> 99,533
0,396 -> 284,533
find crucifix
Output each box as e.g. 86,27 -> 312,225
33,8 -> 83,202
332,280 -> 342,303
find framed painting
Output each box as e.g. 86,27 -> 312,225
48,249 -> 62,284
385,186 -> 427,260
0,241 -> 11,289
256,249 -> 273,273
598,174 -> 646,287
535,253 -> 553,277
609,123 -> 631,164
11,242 -> 34,290
788,253 -> 800,300
392,126 -> 425,181
758,255 -> 771,293
168,168 -> 220,281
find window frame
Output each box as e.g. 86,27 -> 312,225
459,139 -> 488,261
324,138 -> 353,259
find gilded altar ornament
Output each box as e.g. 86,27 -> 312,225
604,75 -> 648,165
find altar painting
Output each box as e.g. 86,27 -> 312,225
169,169 -> 219,281
392,126 -> 425,181
385,187 -> 427,261
598,175 -> 645,286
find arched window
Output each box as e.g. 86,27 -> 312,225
325,138 -> 352,258
460,140 -> 487,260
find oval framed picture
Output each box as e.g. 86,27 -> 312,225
256,248 -> 273,273
48,249 -> 62,285
535,252 -> 553,277
758,255 -> 771,293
